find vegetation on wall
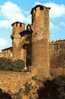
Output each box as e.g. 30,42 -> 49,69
0,58 -> 25,71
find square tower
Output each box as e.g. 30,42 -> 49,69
31,5 -> 50,78
11,22 -> 26,60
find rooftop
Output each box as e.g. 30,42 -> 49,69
2,47 -> 12,51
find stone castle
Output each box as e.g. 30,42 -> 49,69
0,4 -> 65,99
0,5 -> 50,78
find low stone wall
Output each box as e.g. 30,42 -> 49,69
0,71 -> 32,93
0,67 -> 48,99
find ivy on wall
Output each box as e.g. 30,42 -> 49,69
0,58 -> 25,71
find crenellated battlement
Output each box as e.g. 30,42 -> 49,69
12,22 -> 25,37
31,5 -> 50,14
12,22 -> 25,28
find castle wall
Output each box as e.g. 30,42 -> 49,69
49,40 -> 65,68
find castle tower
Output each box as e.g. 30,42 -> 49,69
31,5 -> 50,78
11,22 -> 25,59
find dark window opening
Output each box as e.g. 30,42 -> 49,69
23,44 -> 28,49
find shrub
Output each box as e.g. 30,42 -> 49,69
0,58 -> 25,71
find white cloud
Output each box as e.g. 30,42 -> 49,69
0,1 -> 31,50
1,1 -> 25,21
0,1 -> 31,28
0,38 -> 8,51
44,3 -> 65,17
0,20 -> 9,28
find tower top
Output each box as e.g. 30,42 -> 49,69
31,5 -> 50,14
11,21 -> 25,27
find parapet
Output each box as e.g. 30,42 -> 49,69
11,21 -> 25,28
31,4 -> 50,14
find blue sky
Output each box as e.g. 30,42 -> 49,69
0,0 -> 65,51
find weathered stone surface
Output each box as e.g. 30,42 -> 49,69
31,6 -> 50,78
0,71 -> 32,93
